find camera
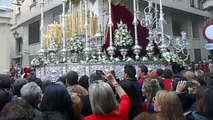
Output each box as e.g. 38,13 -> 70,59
185,81 -> 196,88
96,70 -> 104,75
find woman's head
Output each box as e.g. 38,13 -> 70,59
154,90 -> 185,120
184,71 -> 194,81
40,84 -> 73,119
9,68 -> 16,76
0,74 -> 11,88
69,85 -> 88,97
197,87 -> 213,119
0,99 -> 30,120
142,79 -> 161,99
88,81 -> 118,115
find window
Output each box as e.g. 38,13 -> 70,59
53,10 -> 62,23
194,49 -> 201,61
172,15 -> 187,37
192,20 -> 199,38
190,0 -> 200,9
29,21 -> 40,44
172,20 -> 181,36
190,0 -> 194,7
16,37 -> 22,54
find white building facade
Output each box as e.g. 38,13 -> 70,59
10,0 -> 213,68
0,0 -> 13,73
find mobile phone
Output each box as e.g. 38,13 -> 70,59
185,81 -> 196,88
96,70 -> 104,75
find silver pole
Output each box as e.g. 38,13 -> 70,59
106,0 -> 115,60
132,0 -> 142,60
38,0 -> 46,57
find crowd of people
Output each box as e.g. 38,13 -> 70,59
0,60 -> 213,120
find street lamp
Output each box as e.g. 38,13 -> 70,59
13,31 -> 19,39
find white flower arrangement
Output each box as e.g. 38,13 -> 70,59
153,56 -> 158,61
126,57 -> 134,62
142,56 -> 149,61
146,42 -> 154,51
30,57 -> 44,67
48,37 -> 58,52
67,32 -> 83,53
162,51 -> 186,65
114,20 -> 133,49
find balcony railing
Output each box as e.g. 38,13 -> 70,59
30,1 -> 37,11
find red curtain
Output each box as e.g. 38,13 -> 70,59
104,3 -> 149,55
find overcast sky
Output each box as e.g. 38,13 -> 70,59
0,0 -> 12,7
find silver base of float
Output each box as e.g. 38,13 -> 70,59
36,62 -> 167,82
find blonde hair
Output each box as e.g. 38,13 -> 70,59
184,71 -> 194,81
88,81 -> 119,115
156,90 -> 185,120
69,85 -> 88,97
143,79 -> 161,110
70,93 -> 83,120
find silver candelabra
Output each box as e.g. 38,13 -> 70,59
140,0 -> 190,60
106,0 -> 115,60
38,0 -> 46,60
83,0 -> 91,61
60,0 -> 67,62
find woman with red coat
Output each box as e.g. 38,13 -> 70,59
84,70 -> 130,120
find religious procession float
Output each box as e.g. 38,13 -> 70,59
31,0 -> 190,81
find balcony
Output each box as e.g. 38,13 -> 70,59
202,0 -> 213,10
29,1 -> 37,12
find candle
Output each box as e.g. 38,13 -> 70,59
93,15 -> 98,35
80,1 -> 83,33
72,5 -> 74,34
76,12 -> 79,34
82,7 -> 85,34
89,11 -> 93,37
44,35 -> 48,49
69,0 -> 72,13
160,0 -> 162,12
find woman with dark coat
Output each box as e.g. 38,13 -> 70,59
40,84 -> 73,120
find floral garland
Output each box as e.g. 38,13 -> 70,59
114,20 -> 133,49
30,57 -> 44,67
67,32 -> 83,53
162,51 -> 186,66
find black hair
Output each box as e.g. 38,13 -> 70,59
78,75 -> 89,90
57,75 -> 67,85
124,65 -> 136,79
163,68 -> 173,79
138,65 -> 148,75
156,68 -> 164,77
119,80 -> 142,120
40,84 -> 73,120
0,74 -> 11,89
27,75 -> 43,88
66,71 -> 79,86
0,88 -> 13,111
89,72 -> 105,84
